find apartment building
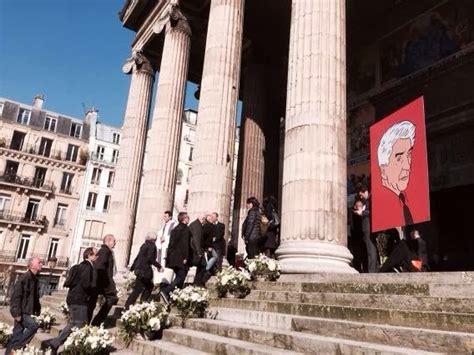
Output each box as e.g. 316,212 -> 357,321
0,96 -> 89,289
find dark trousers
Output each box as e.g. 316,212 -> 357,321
246,238 -> 260,259
380,240 -> 417,272
162,268 -> 188,295
193,259 -> 207,287
363,232 -> 379,273
5,314 -> 39,353
124,276 -> 154,310
89,289 -> 118,326
48,304 -> 88,349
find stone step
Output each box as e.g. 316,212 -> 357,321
243,289 -> 474,313
176,316 -> 440,354
162,327 -> 303,354
126,338 -> 210,355
250,281 -> 432,295
211,307 -> 474,353
210,298 -> 474,333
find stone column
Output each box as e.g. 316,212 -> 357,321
106,52 -> 155,268
133,5 -> 191,255
276,0 -> 355,273
188,0 -> 245,233
232,63 -> 265,254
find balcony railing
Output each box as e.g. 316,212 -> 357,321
0,210 -> 48,228
59,187 -> 73,195
53,218 -> 67,229
0,251 -> 67,267
90,152 -> 117,165
0,139 -> 87,165
30,253 -> 69,268
0,173 -> 55,193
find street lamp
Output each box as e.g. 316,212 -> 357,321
47,257 -> 57,295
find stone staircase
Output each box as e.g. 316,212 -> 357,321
0,272 -> 473,354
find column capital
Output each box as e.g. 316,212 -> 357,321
122,50 -> 154,76
153,2 -> 192,37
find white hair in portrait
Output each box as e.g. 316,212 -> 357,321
377,120 -> 415,167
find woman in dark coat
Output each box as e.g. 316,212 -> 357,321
262,196 -> 280,259
242,197 -> 262,258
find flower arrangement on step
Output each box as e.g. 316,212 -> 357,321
0,321 -> 13,348
123,271 -> 137,291
245,254 -> 281,281
118,301 -> 170,346
32,308 -> 56,332
63,325 -> 114,355
170,286 -> 209,320
13,345 -> 51,354
215,266 -> 252,298
59,302 -> 70,322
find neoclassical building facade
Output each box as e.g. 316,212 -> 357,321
108,0 -> 474,272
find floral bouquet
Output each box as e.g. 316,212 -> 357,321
59,302 -> 70,322
376,232 -> 390,265
123,272 -> 137,291
245,254 -> 280,281
32,308 -> 56,332
215,267 -> 252,298
13,345 -> 52,354
119,301 -> 169,346
170,286 -> 209,320
63,325 -> 114,354
0,321 -> 13,348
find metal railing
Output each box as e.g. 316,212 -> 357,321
90,152 -> 117,165
0,173 -> 55,193
0,210 -> 48,228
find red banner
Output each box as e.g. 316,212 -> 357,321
370,97 -> 431,232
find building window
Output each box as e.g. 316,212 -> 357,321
4,160 -> 19,178
10,130 -> 26,151
176,169 -> 183,185
184,190 -> 189,205
44,116 -> 57,132
188,147 -> 193,161
107,171 -> 115,187
54,203 -> 68,227
96,145 -> 105,160
91,168 -> 102,185
33,167 -> 47,188
24,198 -> 40,222
70,123 -> 83,138
83,220 -> 105,240
60,172 -> 74,194
0,193 -> 11,214
47,238 -> 60,259
0,102 -> 4,116
112,133 -> 120,144
66,144 -> 79,162
187,168 -> 192,183
112,149 -> 119,164
17,108 -> 31,125
38,137 -> 53,157
86,192 -> 98,210
103,195 -> 111,212
17,234 -> 31,261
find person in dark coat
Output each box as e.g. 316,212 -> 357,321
211,212 -> 226,271
262,197 -> 280,259
43,248 -> 98,353
189,215 -> 206,286
5,257 -> 42,354
89,234 -> 119,326
355,186 -> 379,273
349,200 -> 367,272
242,197 -> 262,259
125,232 -> 163,310
160,212 -> 191,304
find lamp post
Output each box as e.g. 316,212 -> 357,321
47,256 -> 57,295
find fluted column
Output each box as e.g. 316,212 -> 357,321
106,52 -> 154,269
133,5 -> 191,255
276,0 -> 355,273
188,0 -> 245,233
232,63 -> 265,254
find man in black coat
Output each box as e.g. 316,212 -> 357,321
212,212 -> 226,272
43,248 -> 97,353
125,232 -> 163,310
90,234 -> 119,326
160,212 -> 191,304
189,215 -> 206,287
6,257 -> 42,354
242,197 -> 262,258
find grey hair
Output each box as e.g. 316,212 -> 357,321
377,120 -> 415,166
27,257 -> 40,267
146,231 -> 158,240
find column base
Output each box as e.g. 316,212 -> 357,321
276,241 -> 358,274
